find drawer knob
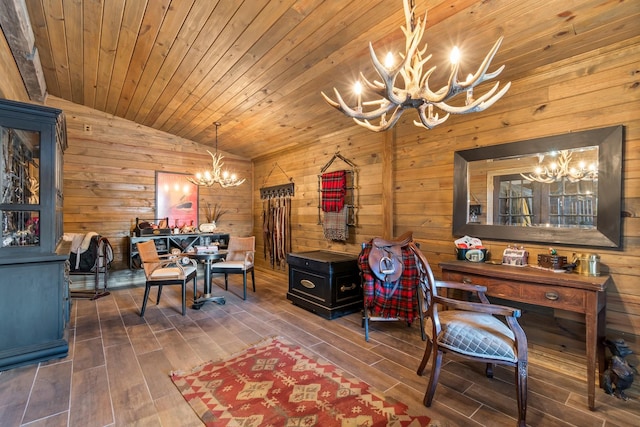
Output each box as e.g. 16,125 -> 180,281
300,279 -> 316,289
340,283 -> 357,292
545,291 -> 559,301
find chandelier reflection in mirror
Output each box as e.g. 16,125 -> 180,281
188,122 -> 245,188
321,0 -> 510,131
520,150 -> 598,183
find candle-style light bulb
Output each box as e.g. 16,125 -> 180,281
354,81 -> 363,112
450,46 -> 461,65
354,81 -> 362,94
466,73 -> 474,105
384,52 -> 394,68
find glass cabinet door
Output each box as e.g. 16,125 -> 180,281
1,125 -> 41,247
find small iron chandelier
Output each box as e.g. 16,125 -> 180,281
321,0 -> 510,131
188,122 -> 245,188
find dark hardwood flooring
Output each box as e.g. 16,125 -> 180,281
1,267 -> 639,427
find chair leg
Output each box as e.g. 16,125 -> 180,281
417,339 -> 433,375
224,273 -> 229,290
363,307 -> 370,342
251,269 -> 255,292
156,285 -> 163,304
140,284 -> 151,317
242,270 -> 247,300
424,349 -> 443,407
515,361 -> 528,427
485,363 -> 495,378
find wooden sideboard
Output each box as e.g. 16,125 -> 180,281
439,261 -> 609,411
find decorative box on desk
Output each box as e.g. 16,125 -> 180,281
287,251 -> 361,319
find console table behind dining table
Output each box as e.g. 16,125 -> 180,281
439,261 -> 610,411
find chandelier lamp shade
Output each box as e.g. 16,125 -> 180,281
321,0 -> 511,131
188,122 -> 245,188
520,150 -> 598,183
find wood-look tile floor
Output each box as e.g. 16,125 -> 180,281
1,267 -> 639,427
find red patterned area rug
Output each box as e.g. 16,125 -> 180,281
171,337 -> 431,426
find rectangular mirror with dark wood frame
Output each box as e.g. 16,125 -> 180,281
453,126 -> 623,248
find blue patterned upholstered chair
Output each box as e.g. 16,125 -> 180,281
410,243 -> 528,427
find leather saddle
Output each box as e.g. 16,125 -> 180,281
368,231 -> 413,283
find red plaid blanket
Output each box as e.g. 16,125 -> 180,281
358,242 -> 419,323
321,170 -> 346,212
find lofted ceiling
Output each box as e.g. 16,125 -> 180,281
18,0 -> 640,160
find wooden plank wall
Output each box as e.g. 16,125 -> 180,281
1,19 -> 638,341
252,36 -> 640,341
45,96 -> 253,270
0,29 -> 29,101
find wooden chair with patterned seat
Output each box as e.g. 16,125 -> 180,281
136,240 -> 197,316
210,236 -> 255,300
410,242 -> 528,427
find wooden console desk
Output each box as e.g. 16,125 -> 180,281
439,261 -> 610,410
128,232 -> 230,269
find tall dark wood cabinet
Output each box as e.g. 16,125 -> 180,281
0,99 -> 69,371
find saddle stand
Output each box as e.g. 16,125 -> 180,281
69,235 -> 112,301
360,232 -> 425,342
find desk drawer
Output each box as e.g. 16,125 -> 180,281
443,271 -> 586,312
520,284 -> 585,311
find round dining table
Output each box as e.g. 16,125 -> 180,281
187,250 -> 227,309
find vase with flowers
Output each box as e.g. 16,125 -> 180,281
200,202 -> 228,232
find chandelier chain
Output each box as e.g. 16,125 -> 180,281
188,122 -> 245,188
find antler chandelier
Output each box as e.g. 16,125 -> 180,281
321,0 -> 510,131
520,150 -> 598,183
188,122 -> 245,188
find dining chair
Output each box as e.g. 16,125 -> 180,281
410,243 -> 528,427
136,240 -> 197,316
210,236 -> 255,300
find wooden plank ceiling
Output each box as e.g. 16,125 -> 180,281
22,0 -> 640,160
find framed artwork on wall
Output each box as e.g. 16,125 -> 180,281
156,171 -> 198,229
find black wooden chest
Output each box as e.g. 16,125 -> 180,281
287,251 -> 361,319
